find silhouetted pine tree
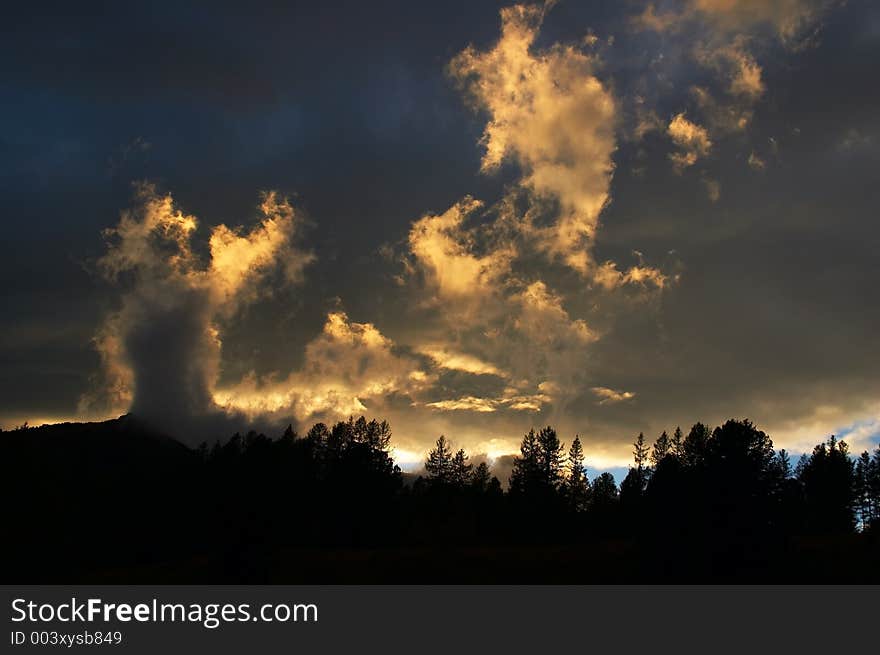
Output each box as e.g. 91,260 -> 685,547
682,422 -> 711,469
471,461 -> 492,493
592,472 -> 619,508
565,436 -> 590,512
621,432 -> 651,514
487,476 -> 503,497
509,429 -> 540,496
451,448 -> 473,488
671,426 -> 684,457
798,436 -> 855,534
537,426 -> 566,490
651,430 -> 671,466
619,468 -> 643,504
425,435 -> 454,485
774,449 -> 792,478
870,446 -> 880,530
854,450 -> 876,531
509,426 -> 566,529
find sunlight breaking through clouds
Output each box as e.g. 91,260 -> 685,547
214,311 -> 431,422
53,0 -> 875,471
392,2 -> 671,429
76,2 -> 673,451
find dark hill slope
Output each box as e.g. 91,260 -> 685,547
1,416 -> 204,580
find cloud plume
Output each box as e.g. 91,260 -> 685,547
80,184 -> 313,439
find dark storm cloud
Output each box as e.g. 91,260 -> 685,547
585,0 -> 880,452
1,0 -> 878,464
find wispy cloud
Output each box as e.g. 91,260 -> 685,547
591,386 -> 636,405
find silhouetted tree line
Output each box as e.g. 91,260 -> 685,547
2,415 -> 878,582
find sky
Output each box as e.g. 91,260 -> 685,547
2,0 -> 879,472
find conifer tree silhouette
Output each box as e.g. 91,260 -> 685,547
425,435 -> 454,485
799,436 -> 855,534
565,435 -> 590,512
651,430 -> 671,466
451,449 -> 473,488
470,461 -> 489,491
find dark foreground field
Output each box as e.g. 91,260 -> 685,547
75,538 -> 879,585
3,416 -> 878,584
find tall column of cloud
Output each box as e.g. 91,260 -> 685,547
79,184 -> 313,438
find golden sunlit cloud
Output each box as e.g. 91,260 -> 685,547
667,112 -> 713,171
424,396 -> 503,413
592,260 -> 671,291
407,197 -> 514,308
79,185 -> 313,427
423,390 -> 551,414
208,192 -> 314,307
511,281 -> 596,349
449,2 -> 616,275
392,2 -> 673,433
591,386 -> 636,404
215,310 -> 431,422
417,345 -> 506,377
85,1 -> 674,450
